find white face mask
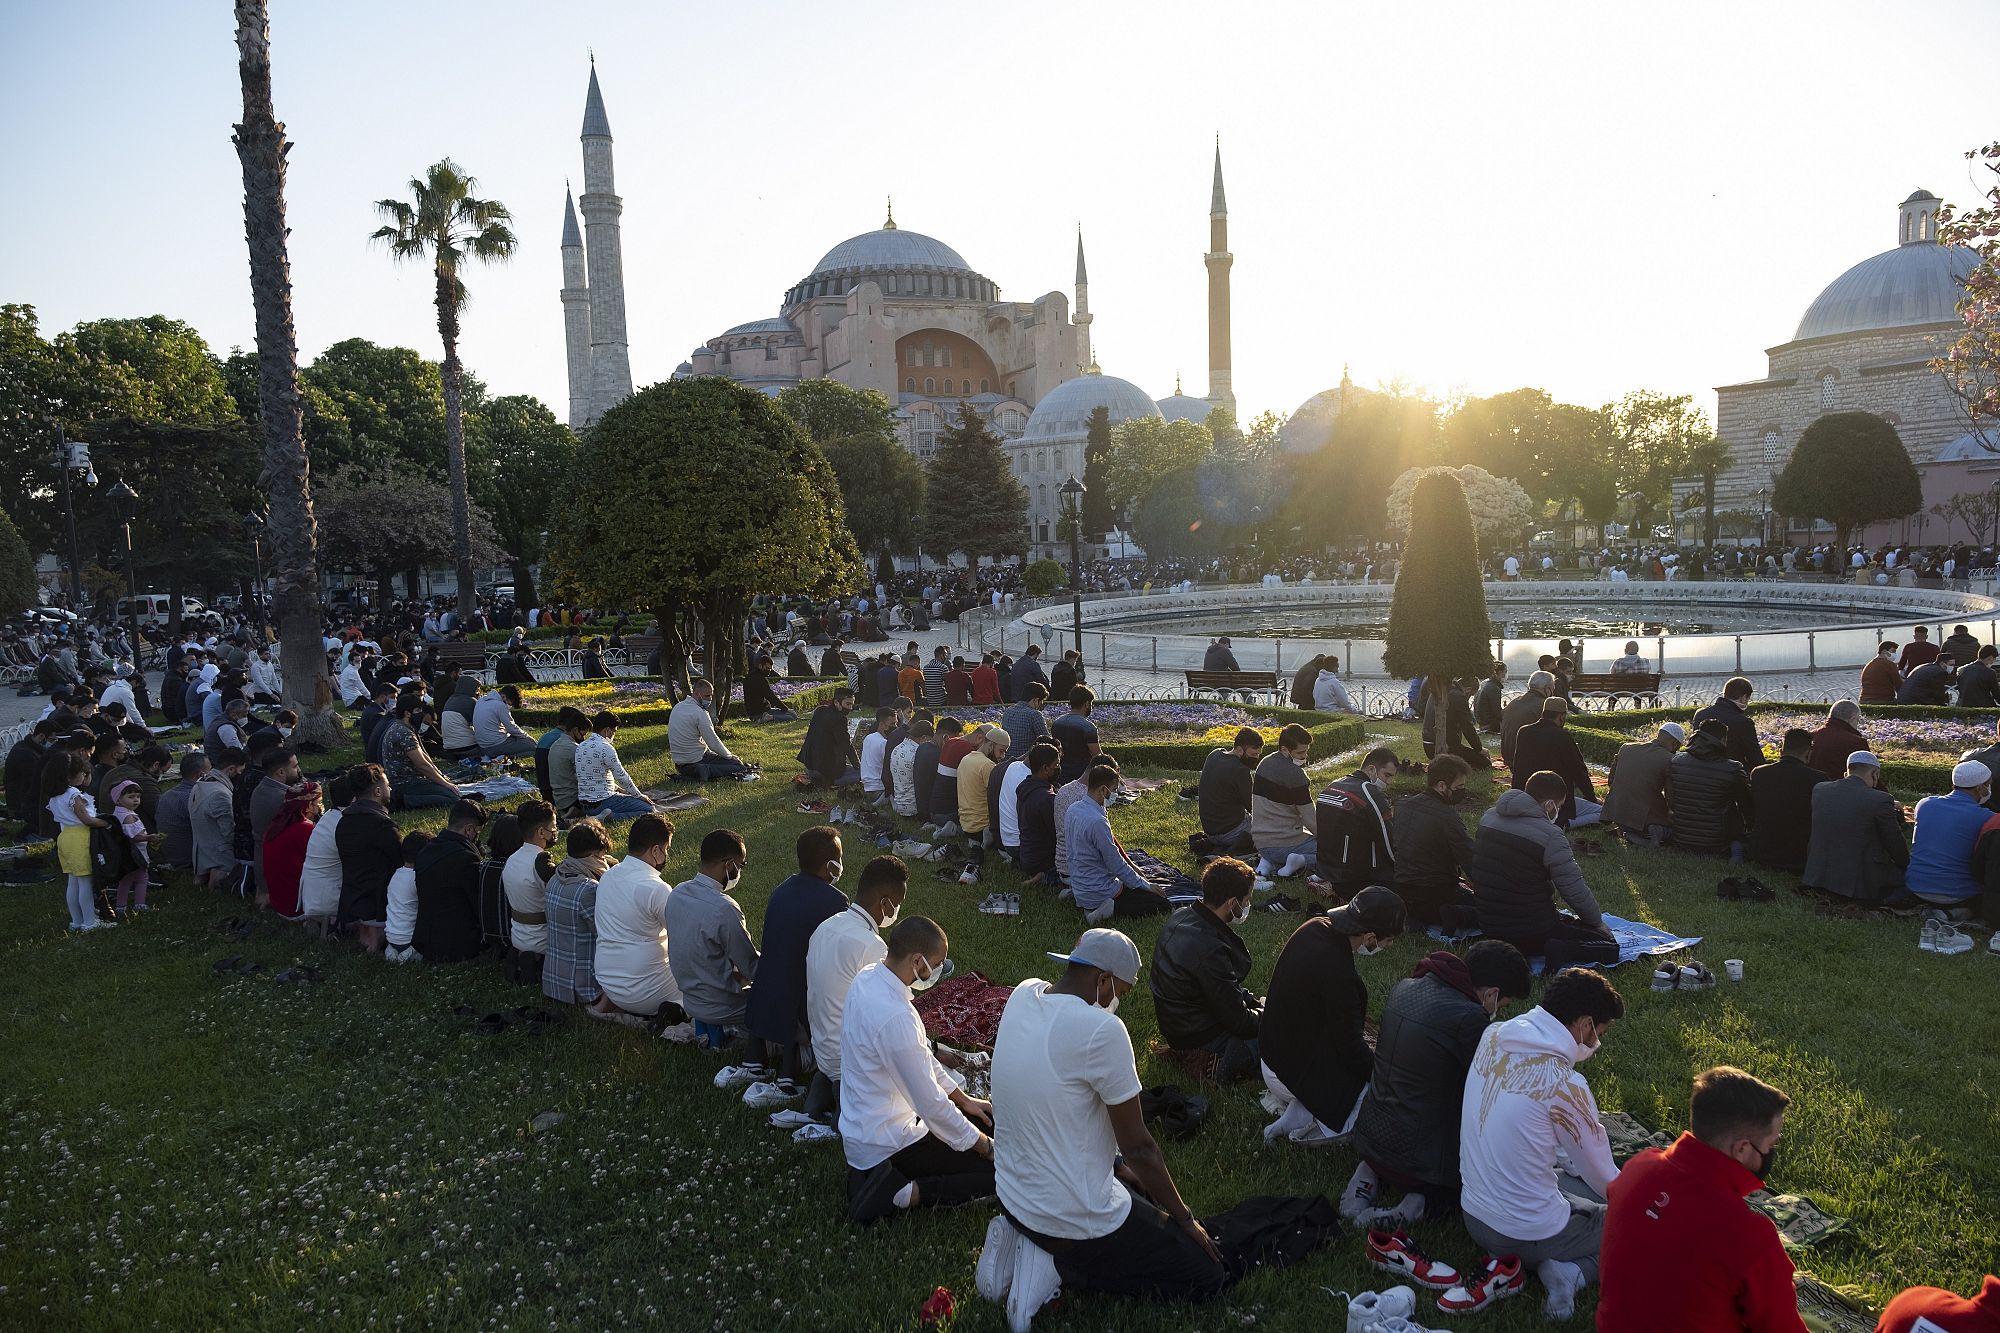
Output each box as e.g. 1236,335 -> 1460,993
1229,897 -> 1252,926
909,956 -> 943,993
720,864 -> 742,892
1357,940 -> 1385,957
876,903 -> 899,931
276,726 -> 292,738
1574,1023 -> 1602,1062
1103,994 -> 1121,1015
825,859 -> 843,883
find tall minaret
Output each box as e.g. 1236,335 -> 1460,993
1204,139 -> 1235,416
1073,226 -> 1092,370
559,185 -> 593,431
579,60 -> 632,421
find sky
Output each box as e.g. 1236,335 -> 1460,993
4,0 -> 1998,428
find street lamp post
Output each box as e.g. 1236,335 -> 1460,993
243,510 -> 268,638
104,479 -> 141,657
1059,475 -> 1086,656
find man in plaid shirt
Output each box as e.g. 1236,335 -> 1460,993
543,818 -> 615,1006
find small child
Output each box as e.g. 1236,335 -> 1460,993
384,830 -> 430,963
48,754 -> 110,931
107,780 -> 152,915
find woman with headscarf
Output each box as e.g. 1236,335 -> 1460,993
261,780 -> 322,919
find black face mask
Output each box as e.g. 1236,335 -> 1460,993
1751,1141 -> 1778,1180
1439,787 -> 1466,805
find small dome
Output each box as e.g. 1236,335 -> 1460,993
1156,392 -> 1214,424
1279,374 -> 1369,453
1021,367 -> 1162,442
809,226 -> 972,278
1793,243 -> 1977,341
723,316 -> 797,336
1904,188 -> 1939,204
1932,432 -> 1998,464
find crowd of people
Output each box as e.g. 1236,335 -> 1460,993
10,590 -> 2000,1331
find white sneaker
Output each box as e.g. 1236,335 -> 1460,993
1933,923 -> 1976,955
1920,917 -> 1945,952
1006,1237 -> 1061,1333
1376,1318 -> 1438,1333
742,1080 -> 801,1109
934,821 -> 961,839
1253,876 -> 1276,894
657,1021 -> 698,1044
767,1109 -> 816,1130
791,1121 -> 839,1145
976,1215 -> 1022,1303
891,839 -> 933,858
1990,930 -> 2000,954
713,1063 -> 766,1090
827,806 -> 847,824
1259,1088 -> 1289,1117
959,862 -> 981,885
1345,1286 -> 1419,1330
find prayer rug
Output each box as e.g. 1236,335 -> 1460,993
1426,912 -> 1701,975
914,970 -> 1014,1052
1598,1111 -> 1850,1249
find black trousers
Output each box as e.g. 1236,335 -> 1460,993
1498,920 -> 1619,969
1011,1194 -> 1228,1303
1111,888 -> 1172,919
847,1132 -> 993,1217
1397,878 -> 1475,927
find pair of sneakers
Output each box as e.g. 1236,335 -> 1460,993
1435,1254 -> 1528,1314
742,1077 -> 801,1110
713,1061 -> 773,1091
1651,960 -> 1718,992
978,893 -> 1021,916
1342,1285 -> 1434,1332
975,1215 -> 1061,1333
1920,916 -> 1977,955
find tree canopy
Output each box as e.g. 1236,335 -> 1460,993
1772,411 -> 1922,548
317,460 -> 503,603
1933,141 -> 2000,430
1382,471 -> 1495,683
777,379 -> 922,570
1439,388 -> 1618,519
0,505 -> 34,617
1080,406 -> 1115,539
1276,389 -> 1437,548
1102,417 -> 1213,521
468,394 -> 577,605
549,377 -> 859,714
1386,464 -> 1534,555
916,405 -> 1028,561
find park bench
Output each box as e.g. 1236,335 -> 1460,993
1569,671 -> 1663,708
620,634 -> 661,670
433,642 -> 490,680
1183,669 -> 1285,705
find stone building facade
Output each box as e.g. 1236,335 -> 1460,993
1713,189 -> 1983,546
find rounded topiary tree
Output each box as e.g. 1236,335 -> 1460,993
1382,470 -> 1494,684
547,377 -> 861,716
1024,558 -> 1066,597
1771,411 -> 1922,551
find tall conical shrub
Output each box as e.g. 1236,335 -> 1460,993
1382,470 -> 1493,682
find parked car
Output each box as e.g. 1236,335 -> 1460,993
114,594 -> 207,628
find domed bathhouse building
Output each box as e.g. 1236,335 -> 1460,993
1712,188 -> 1984,545
1014,363 -> 1164,556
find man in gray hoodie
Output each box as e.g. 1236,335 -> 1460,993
1468,771 -> 1617,968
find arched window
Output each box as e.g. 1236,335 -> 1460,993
924,377 -> 935,394
1818,371 -> 1838,412
1038,484 -> 1048,512
905,377 -> 916,393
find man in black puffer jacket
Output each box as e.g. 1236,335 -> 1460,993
1148,858 -> 1263,1080
1691,676 -> 1762,772
1391,755 -> 1477,926
1347,940 -> 1534,1222
1469,773 -> 1617,967
1667,719 -> 1752,858
1315,747 -> 1401,891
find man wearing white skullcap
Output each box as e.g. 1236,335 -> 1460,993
1906,759 -> 1992,909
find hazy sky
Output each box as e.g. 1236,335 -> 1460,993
4,1 -> 1996,427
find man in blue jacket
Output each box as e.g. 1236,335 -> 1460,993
1907,759 -> 1991,910
1064,763 -> 1170,923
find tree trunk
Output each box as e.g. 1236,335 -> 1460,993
510,557 -> 537,608
701,594 -> 742,722
434,268 -> 477,622
233,0 -> 338,747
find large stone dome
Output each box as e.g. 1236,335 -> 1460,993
1022,366 -> 1163,442
1792,188 -> 1977,342
809,225 -> 972,278
784,218 -> 998,306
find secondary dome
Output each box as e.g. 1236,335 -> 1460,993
723,316 -> 797,336
809,225 -> 972,278
1021,366 -> 1163,442
1279,372 -> 1370,452
1792,187 -> 1977,342
1156,386 -> 1214,424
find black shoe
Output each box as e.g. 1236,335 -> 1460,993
1716,877 -> 1743,901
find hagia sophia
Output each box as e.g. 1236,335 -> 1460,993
555,60 -> 1989,559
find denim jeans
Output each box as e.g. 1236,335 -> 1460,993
396,779 -> 457,809
588,795 -> 656,819
677,755 -> 750,781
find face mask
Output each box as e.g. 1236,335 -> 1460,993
825,859 -> 843,883
1440,787 -> 1466,805
276,726 -> 292,738
876,903 -> 900,931
909,957 -> 943,993
1230,897 -> 1251,926
1749,1141 -> 1778,1180
1098,980 -> 1121,1014
1574,1025 -> 1601,1063
1357,940 -> 1385,957
721,865 -> 742,892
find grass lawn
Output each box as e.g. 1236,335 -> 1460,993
2,715 -> 1996,1331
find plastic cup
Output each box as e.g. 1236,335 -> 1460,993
1724,959 -> 1744,982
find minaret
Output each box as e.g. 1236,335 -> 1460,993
1204,138 -> 1235,416
1073,226 -> 1092,370
559,185 -> 593,431
579,60 -> 632,421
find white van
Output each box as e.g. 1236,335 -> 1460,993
114,594 -> 206,627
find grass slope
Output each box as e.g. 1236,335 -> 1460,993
2,718 -> 1995,1331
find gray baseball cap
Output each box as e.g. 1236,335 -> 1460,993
1047,928 -> 1142,985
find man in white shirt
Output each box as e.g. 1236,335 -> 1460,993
247,646 -> 282,704
1313,660 -> 1356,714
337,650 -> 369,707
473,684 -> 537,759
589,814 -> 688,1029
983,929 -> 1226,1317
503,799 -> 556,982
99,666 -> 139,719
888,719 -> 929,818
574,711 -> 657,820
1459,967 -> 1626,1319
667,678 -> 756,781
995,748 -> 1030,857
840,916 -> 995,1222
805,856 -> 909,1123
858,707 -> 896,804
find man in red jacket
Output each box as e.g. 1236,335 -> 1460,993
1877,1276 -> 2000,1332
1596,1065 -> 1804,1332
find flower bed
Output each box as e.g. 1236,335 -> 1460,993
515,677 -> 842,726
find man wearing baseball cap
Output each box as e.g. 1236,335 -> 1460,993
1905,759 -> 1992,910
1801,750 -> 1909,905
980,928 -> 1227,1322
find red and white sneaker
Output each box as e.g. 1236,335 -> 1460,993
1366,1230 -> 1462,1292
1435,1255 -> 1526,1315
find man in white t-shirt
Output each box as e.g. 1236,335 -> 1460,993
839,916 -> 995,1222
859,707 -> 896,803
502,799 -> 557,983
982,929 -> 1226,1317
589,814 -> 687,1027
804,856 -> 909,1125
996,752 -> 1030,857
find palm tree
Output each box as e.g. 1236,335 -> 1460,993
370,162 -> 515,621
230,0 -> 339,744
